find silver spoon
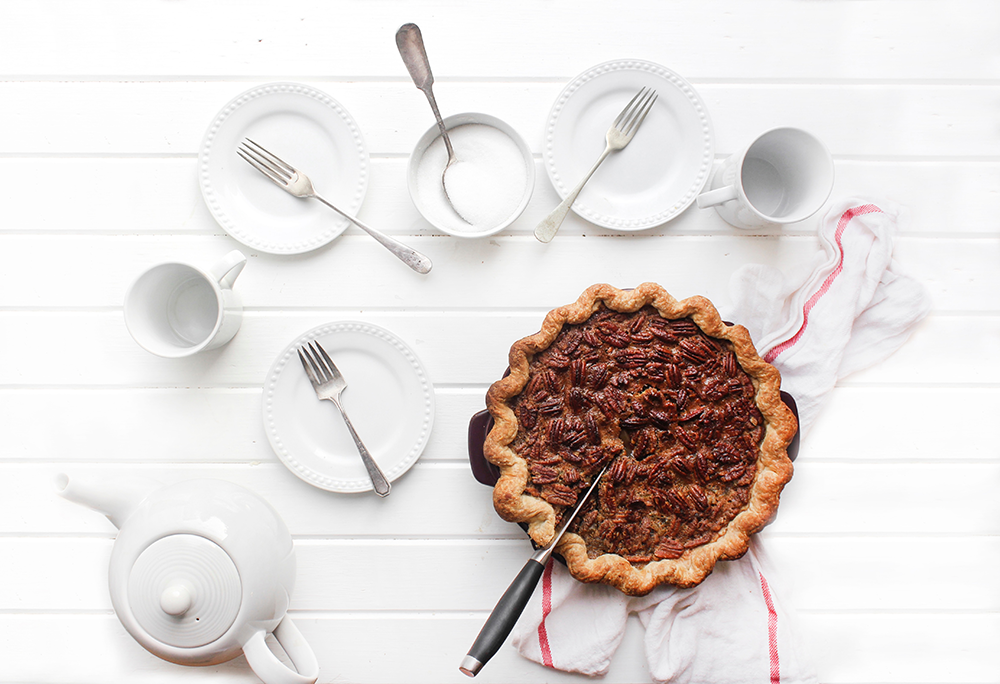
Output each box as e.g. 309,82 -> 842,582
396,23 -> 471,224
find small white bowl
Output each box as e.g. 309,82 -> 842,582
407,112 -> 534,238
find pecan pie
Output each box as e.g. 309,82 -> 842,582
484,283 -> 796,595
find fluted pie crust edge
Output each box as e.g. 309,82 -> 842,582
483,283 -> 797,595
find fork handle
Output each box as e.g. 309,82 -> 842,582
534,144 -> 614,243
314,195 -> 433,274
330,397 -> 391,497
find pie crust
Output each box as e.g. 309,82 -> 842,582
484,283 -> 796,595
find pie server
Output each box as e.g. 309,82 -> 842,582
459,462 -> 610,677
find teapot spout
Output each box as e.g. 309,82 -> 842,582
55,472 -> 161,529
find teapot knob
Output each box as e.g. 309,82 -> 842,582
160,582 -> 194,616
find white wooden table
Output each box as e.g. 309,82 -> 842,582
1,2 -> 997,682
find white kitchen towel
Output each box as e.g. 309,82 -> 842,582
728,198 -> 931,435
510,198 -> 930,682
512,542 -> 814,683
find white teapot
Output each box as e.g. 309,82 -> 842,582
56,473 -> 318,684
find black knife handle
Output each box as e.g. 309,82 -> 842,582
460,558 -> 546,676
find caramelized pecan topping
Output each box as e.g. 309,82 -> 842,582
509,305 -> 764,562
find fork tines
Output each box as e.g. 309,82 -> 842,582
615,87 -> 658,137
297,340 -> 340,386
297,344 -> 322,387
237,138 -> 295,186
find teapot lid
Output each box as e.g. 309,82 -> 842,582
127,534 -> 242,648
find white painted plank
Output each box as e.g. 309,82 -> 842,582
0,387 -> 482,464
5,386 -> 995,465
0,612 -> 994,684
0,158 -> 220,235
0,234 -> 991,311
770,460 -> 1000,536
0,312 -> 991,387
0,310 -> 535,387
804,387 -> 1000,462
797,612 -> 1000,684
1,158 -> 997,237
32,463 -> 512,538
0,0 -> 995,81
0,612 -> 655,684
841,313 -> 999,386
758,535 -> 1000,612
5,536 -> 996,613
0,82 -> 997,157
9,462 -> 1000,536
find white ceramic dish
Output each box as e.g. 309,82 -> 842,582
407,112 -> 534,238
262,321 -> 434,493
199,82 -> 369,255
544,59 -> 714,230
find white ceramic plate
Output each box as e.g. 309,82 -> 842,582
199,82 -> 369,255
262,322 -> 434,493
544,59 -> 714,230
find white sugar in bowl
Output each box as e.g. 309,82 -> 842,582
407,112 -> 534,238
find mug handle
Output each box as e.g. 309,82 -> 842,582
210,250 -> 247,290
242,616 -> 319,684
696,184 -> 738,209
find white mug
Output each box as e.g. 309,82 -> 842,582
125,250 -> 247,357
696,127 -> 834,229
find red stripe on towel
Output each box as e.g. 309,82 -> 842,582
763,204 -> 883,363
537,559 -> 554,667
759,572 -> 781,684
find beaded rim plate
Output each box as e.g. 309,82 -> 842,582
199,82 -> 369,255
544,60 -> 714,231
262,322 -> 434,493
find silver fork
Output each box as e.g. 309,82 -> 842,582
238,139 -> 432,274
533,87 -> 658,243
298,340 -> 391,497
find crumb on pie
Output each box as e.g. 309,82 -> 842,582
484,283 -> 797,595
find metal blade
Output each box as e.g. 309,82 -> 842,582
531,460 -> 611,564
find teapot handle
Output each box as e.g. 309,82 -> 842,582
243,616 -> 319,684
